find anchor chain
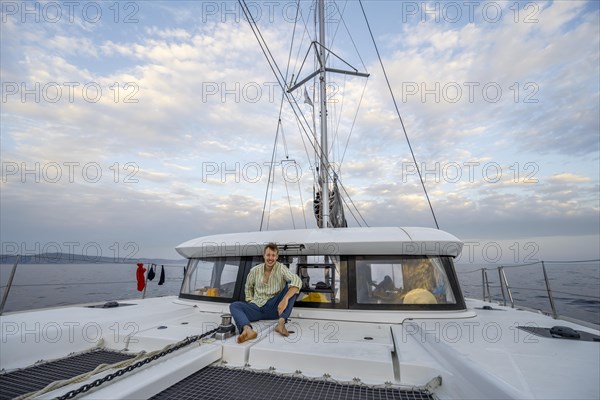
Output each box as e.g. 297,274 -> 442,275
55,328 -> 218,400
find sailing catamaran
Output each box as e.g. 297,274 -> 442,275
1,1 -> 598,399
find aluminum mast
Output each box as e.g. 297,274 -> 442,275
317,0 -> 329,228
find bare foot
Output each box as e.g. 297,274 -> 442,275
236,329 -> 257,344
275,324 -> 289,337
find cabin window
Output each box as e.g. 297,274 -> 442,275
278,254 -> 341,305
355,256 -> 456,305
181,257 -> 241,299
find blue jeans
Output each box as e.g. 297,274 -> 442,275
229,285 -> 297,333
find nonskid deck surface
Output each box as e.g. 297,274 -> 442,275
0,349 -> 136,400
150,365 -> 434,400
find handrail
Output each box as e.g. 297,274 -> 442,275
497,267 -> 507,306
482,269 -> 491,302
463,282 -> 600,300
541,261 -> 558,319
499,267 -> 514,308
1,278 -> 182,288
0,255 -> 21,315
0,262 -> 184,314
472,259 -> 599,321
481,269 -> 486,301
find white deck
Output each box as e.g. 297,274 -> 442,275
1,297 -> 598,399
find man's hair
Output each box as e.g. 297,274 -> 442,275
263,243 -> 279,254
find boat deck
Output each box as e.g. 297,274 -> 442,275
150,365 -> 433,400
1,296 -> 599,399
0,349 -> 136,400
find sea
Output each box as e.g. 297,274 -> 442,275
0,263 -> 185,313
455,261 -> 600,326
1,261 -> 599,326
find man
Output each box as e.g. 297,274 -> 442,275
229,243 -> 302,343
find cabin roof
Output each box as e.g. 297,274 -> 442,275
175,227 -> 463,258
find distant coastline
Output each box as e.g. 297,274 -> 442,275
0,253 -> 186,265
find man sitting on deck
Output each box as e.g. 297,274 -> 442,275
230,243 -> 302,343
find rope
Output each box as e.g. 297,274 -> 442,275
16,347 -> 149,400
358,0 -> 440,230
24,328 -> 219,400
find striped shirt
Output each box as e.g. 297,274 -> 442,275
245,261 -> 302,307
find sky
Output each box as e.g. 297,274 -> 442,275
1,0 -> 599,264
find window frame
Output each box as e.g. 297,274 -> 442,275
178,257 -> 246,303
291,255 -> 349,309
177,254 -> 465,311
347,255 -> 466,310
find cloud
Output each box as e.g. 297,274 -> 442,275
359,1 -> 599,160
1,0 -> 598,260
46,35 -> 99,58
549,173 -> 592,184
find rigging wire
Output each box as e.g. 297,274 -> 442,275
333,0 -> 368,72
337,178 -> 368,226
297,174 -> 308,228
358,0 -> 440,230
290,0 -> 310,228
283,167 -> 297,229
320,1 -> 369,227
333,0 -> 371,170
238,1 -> 326,183
339,76 -> 369,168
283,173 -> 296,229
331,78 -> 339,167
292,7 -> 312,78
280,125 -> 290,158
261,119 -> 280,231
238,0 -> 319,162
241,0 -> 368,228
328,0 -> 346,53
279,123 -> 297,228
257,0 -> 302,230
292,108 -> 316,173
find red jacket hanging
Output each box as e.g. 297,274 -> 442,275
136,263 -> 146,291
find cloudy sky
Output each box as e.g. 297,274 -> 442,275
1,0 -> 598,264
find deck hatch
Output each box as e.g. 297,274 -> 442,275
0,349 -> 135,400
151,365 -> 434,400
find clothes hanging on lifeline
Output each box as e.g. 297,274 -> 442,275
147,265 -> 156,281
136,263 -> 146,291
158,265 -> 165,285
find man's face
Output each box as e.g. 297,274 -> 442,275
263,248 -> 278,268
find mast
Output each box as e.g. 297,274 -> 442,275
317,0 -> 329,229
285,0 -> 369,229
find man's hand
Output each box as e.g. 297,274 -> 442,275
277,297 -> 289,316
